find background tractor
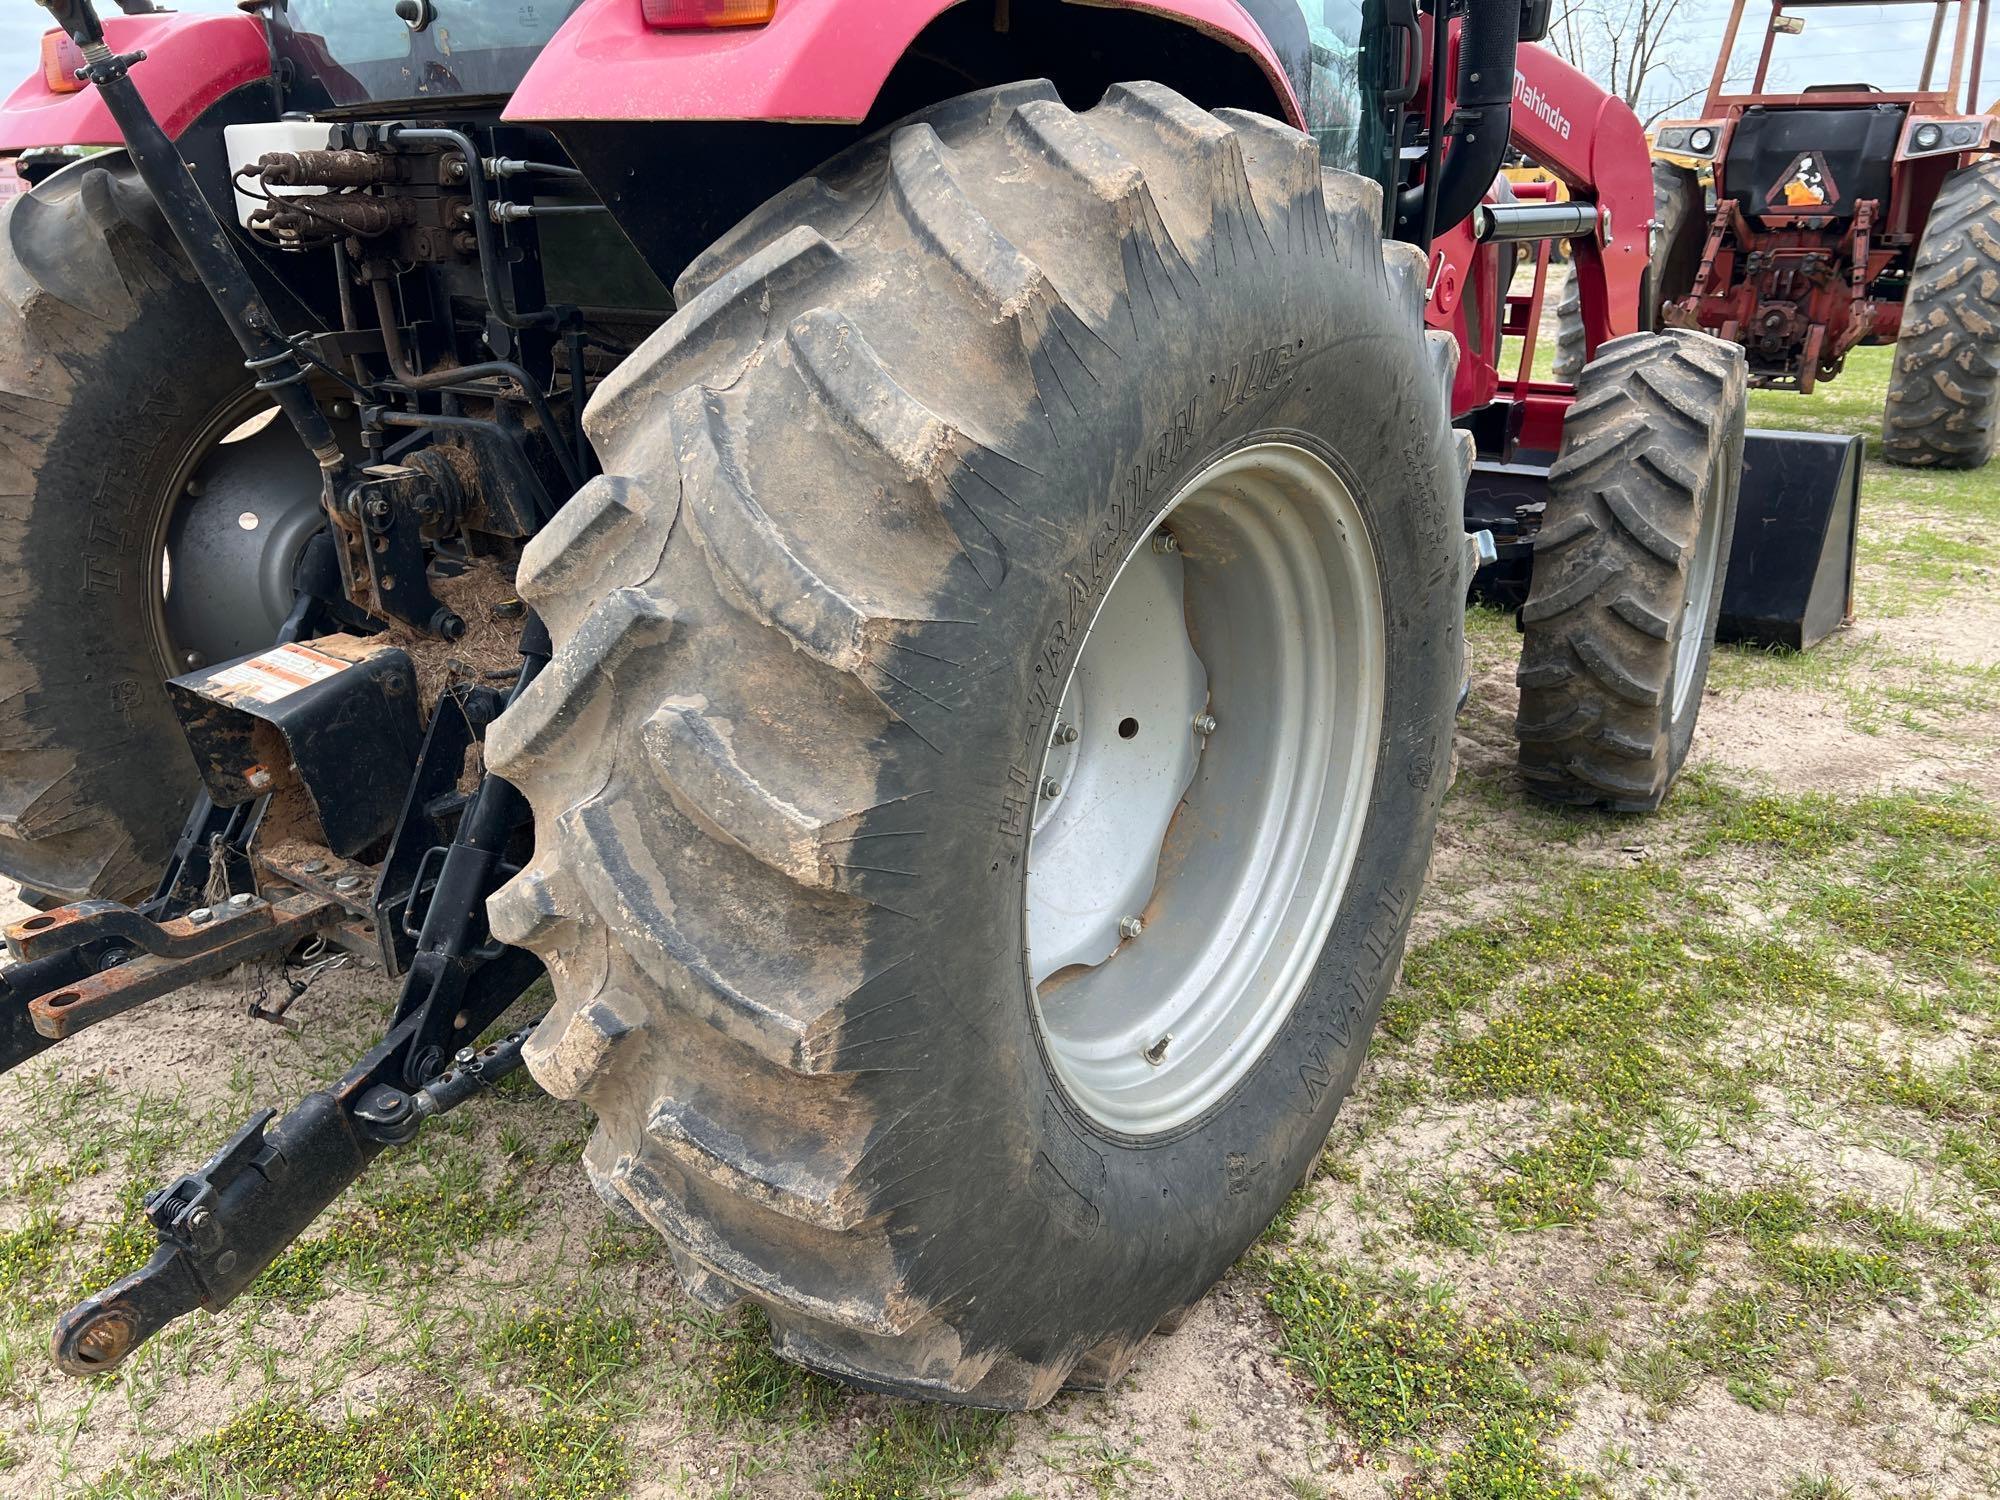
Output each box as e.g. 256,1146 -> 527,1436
0,0 -> 1793,1406
1557,0 -> 2000,469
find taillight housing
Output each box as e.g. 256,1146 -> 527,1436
40,30 -> 86,94
640,0 -> 777,29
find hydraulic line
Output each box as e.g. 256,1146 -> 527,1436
385,124 -> 559,332
368,279 -> 586,495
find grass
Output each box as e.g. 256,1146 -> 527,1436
701,1306 -> 845,1427
481,1304 -> 643,1399
1258,1256 -> 1585,1496
1259,1259 -> 1534,1446
253,1144 -> 534,1304
84,1395 -> 629,1500
1296,758 -> 2000,1453
1408,1180 -> 1484,1251
0,1211 -> 79,1315
823,1407 -> 1013,1499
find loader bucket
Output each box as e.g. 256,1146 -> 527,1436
1715,429 -> 1861,651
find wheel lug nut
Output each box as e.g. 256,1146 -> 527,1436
1040,777 -> 1062,799
1119,916 -> 1144,939
1150,531 -> 1178,555
1057,723 -> 1079,744
1192,713 -> 1217,736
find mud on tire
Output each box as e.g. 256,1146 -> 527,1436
487,82 -> 1466,1406
1516,329 -> 1747,811
1883,156 -> 2000,469
0,162 -> 253,900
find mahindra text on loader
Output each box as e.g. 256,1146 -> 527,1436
0,0 -> 1808,1405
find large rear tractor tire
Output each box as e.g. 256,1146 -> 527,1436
1516,329 -> 1747,811
0,161 -> 322,901
488,81 -> 1466,1407
1553,161 -> 1706,382
1883,157 -> 2000,469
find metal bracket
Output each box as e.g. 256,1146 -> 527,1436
47,623 -> 552,1377
6,892 -> 341,1043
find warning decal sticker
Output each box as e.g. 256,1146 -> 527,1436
204,642 -> 349,705
1767,151 -> 1840,210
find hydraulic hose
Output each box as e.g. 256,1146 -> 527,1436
1397,0 -> 1520,247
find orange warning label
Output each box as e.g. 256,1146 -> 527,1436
204,642 -> 349,705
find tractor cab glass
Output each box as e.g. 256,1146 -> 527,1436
1229,1 -> 1401,189
270,0 -> 591,107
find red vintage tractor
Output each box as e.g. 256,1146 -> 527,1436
0,0 -> 1801,1404
1628,0 -> 2000,467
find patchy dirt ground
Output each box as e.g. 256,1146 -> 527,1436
0,346 -> 1995,1500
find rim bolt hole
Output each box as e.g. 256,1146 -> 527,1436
1117,717 -> 1139,740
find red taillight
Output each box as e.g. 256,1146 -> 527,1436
640,0 -> 777,29
40,30 -> 86,94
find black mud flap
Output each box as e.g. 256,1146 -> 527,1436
1715,430 -> 1862,651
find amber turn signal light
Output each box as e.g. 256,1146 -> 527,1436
639,0 -> 777,29
40,30 -> 87,94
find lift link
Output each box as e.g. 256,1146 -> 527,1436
35,0 -> 346,477
47,620 -> 553,1378
49,1022 -> 538,1377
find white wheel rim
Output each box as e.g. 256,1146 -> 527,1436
1673,465 -> 1724,719
1024,442 -> 1385,1137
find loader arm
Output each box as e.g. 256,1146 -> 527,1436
1503,43 -> 1651,366
1420,43 -> 1651,421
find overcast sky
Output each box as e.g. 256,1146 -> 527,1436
1,1 -> 1996,119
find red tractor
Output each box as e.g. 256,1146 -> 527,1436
0,0 -> 1786,1404
1642,0 -> 2000,466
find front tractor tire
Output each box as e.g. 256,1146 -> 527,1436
1883,157 -> 2000,469
1516,329 -> 1747,812
487,81 -> 1466,1406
